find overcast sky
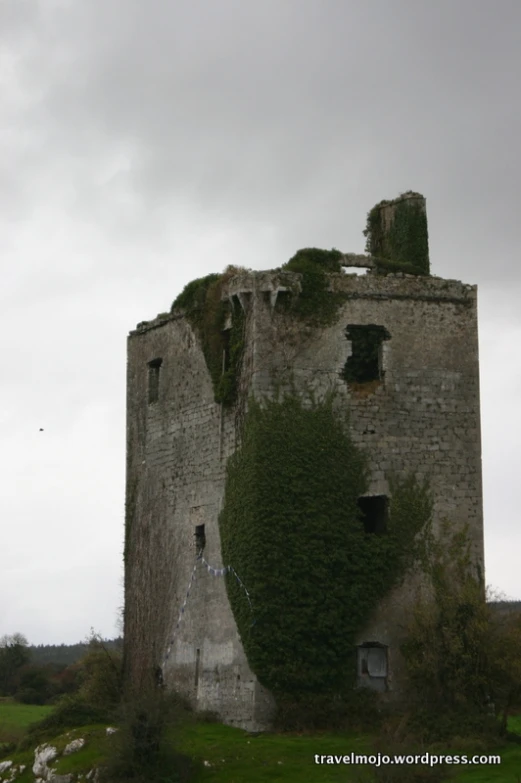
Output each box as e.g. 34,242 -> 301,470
1,0 -> 520,646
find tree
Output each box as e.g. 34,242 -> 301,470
401,520 -> 521,739
0,633 -> 31,696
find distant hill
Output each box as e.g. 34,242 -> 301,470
28,638 -> 123,667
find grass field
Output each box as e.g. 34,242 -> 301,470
173,721 -> 521,783
1,701 -> 521,782
0,699 -> 53,744
175,722 -> 374,782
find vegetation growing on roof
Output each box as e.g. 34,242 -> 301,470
219,391 -> 432,720
280,248 -> 346,325
364,191 -> 430,276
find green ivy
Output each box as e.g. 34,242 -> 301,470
363,192 -> 430,275
171,273 -> 221,313
215,306 -> 245,405
281,248 -> 346,326
169,248 -> 347,396
171,272 -> 244,406
219,393 -> 432,703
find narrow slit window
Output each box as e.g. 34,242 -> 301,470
195,524 -> 206,554
358,495 -> 388,534
147,358 -> 162,404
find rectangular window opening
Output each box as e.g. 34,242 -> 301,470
358,495 -> 388,534
342,325 -> 389,385
195,524 -> 206,553
357,642 -> 387,679
147,358 -> 162,404
357,644 -> 388,690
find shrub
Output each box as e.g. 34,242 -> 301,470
401,520 -> 521,742
77,641 -> 122,714
14,664 -> 53,705
274,688 -> 382,732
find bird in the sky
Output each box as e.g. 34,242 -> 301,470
39,428 -> 44,432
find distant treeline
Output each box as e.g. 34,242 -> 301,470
489,600 -> 521,616
28,638 -> 123,666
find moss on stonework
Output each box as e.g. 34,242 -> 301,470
219,392 -> 432,703
171,270 -> 245,406
364,191 -> 430,275
280,248 -> 346,325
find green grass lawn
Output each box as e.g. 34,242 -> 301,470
175,722 -> 374,782
173,719 -> 521,783
0,699 -> 53,744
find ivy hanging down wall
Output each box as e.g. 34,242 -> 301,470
171,268 -> 246,406
219,392 -> 432,703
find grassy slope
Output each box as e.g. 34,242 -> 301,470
1,702 -> 521,782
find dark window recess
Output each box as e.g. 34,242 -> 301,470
195,524 -> 206,553
357,643 -> 388,692
274,290 -> 292,310
147,358 -> 162,403
341,325 -> 390,384
358,495 -> 388,534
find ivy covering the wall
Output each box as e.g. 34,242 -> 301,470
219,392 -> 432,701
170,270 -> 245,406
280,248 -> 346,325
364,191 -> 430,276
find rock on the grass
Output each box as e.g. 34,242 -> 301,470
63,738 -> 86,755
33,744 -> 58,777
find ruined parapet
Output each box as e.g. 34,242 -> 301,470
222,269 -> 302,310
363,191 -> 430,275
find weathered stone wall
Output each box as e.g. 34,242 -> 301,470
124,268 -> 483,727
124,313 -> 275,730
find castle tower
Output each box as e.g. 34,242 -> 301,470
123,196 -> 483,730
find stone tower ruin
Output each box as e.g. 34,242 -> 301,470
123,193 -> 484,731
